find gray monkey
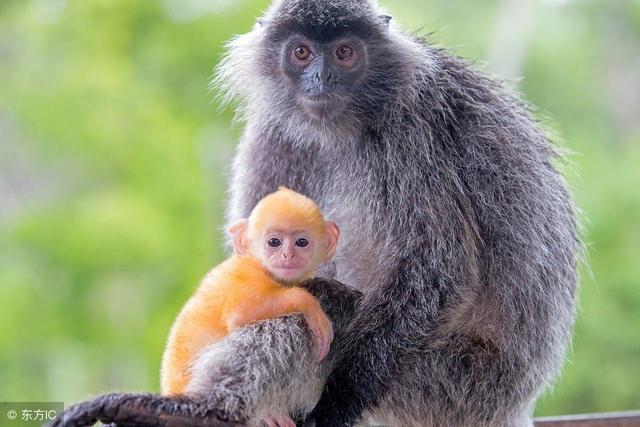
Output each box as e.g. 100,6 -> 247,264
53,0 -> 580,426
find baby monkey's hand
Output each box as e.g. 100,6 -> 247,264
288,288 -> 334,361
305,302 -> 334,361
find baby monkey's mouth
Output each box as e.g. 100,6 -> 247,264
272,262 -> 306,270
270,265 -> 307,283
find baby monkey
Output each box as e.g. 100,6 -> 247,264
160,187 -> 339,415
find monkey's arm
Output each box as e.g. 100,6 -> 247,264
226,287 -> 334,361
308,249 -> 460,426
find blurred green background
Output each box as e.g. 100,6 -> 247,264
1,0 -> 639,417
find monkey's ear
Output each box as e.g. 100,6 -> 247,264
324,221 -> 340,260
228,219 -> 249,256
379,15 -> 392,28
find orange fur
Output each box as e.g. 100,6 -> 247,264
249,187 -> 328,247
160,188 -> 334,396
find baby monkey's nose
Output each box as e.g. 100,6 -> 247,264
282,241 -> 295,259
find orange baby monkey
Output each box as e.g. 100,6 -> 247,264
160,187 -> 339,400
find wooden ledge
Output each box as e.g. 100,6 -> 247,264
535,411 -> 640,426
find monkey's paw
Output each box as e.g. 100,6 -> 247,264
303,306 -> 334,362
260,414 -> 296,427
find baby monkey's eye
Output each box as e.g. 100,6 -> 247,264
267,238 -> 282,248
295,238 -> 309,248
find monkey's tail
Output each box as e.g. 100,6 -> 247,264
50,392 -> 242,427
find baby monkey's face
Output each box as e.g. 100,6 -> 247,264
227,187 -> 340,285
260,228 -> 317,283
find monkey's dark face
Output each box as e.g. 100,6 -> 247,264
281,34 -> 368,120
215,0 -> 404,140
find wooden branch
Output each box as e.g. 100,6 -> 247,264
535,411 -> 640,427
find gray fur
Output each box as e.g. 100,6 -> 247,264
53,1 -> 580,426
186,279 -> 362,425
218,0 -> 580,426
186,315 -> 325,425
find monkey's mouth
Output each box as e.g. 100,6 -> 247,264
271,265 -> 307,280
299,95 -> 343,120
272,263 -> 305,271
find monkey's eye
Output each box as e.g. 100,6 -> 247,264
292,44 -> 312,62
295,238 -> 309,248
335,45 -> 354,62
267,238 -> 282,248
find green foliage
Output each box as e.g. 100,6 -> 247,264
1,0 -> 638,416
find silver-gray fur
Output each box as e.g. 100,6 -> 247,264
218,0 -> 580,425
53,0 -> 580,425
185,316 -> 325,426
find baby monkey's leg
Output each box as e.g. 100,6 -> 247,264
260,415 -> 296,427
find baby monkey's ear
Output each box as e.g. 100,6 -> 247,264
228,219 -> 249,256
324,221 -> 340,260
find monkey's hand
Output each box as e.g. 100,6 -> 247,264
288,288 -> 335,362
304,304 -> 334,362
50,392 -> 240,427
295,278 -> 364,364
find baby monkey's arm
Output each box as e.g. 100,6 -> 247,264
226,287 -> 334,361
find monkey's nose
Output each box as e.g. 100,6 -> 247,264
306,55 -> 331,94
282,244 -> 295,259
322,70 -> 334,85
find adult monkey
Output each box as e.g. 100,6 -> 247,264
54,0 -> 579,426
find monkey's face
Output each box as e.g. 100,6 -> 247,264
280,35 -> 369,121
217,0 -> 405,142
259,228 -> 319,283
